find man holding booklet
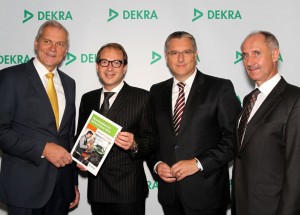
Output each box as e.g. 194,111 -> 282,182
76,43 -> 158,215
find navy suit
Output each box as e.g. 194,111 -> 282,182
150,70 -> 241,211
0,58 -> 76,208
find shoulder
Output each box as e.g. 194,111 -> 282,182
200,72 -> 232,86
150,78 -> 173,92
123,84 -> 152,102
81,88 -> 102,99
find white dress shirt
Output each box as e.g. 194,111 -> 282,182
33,58 -> 66,125
248,73 -> 281,122
99,81 -> 124,109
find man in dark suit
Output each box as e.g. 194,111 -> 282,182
0,20 -> 79,214
232,31 -> 300,215
150,31 -> 241,215
76,43 -> 158,215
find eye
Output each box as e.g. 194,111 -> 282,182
43,39 -> 51,44
56,42 -> 66,48
253,51 -> 261,56
242,53 -> 249,59
169,51 -> 178,56
183,50 -> 192,55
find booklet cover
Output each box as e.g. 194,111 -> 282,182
71,110 -> 122,176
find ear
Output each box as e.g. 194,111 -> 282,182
272,48 -> 280,63
123,64 -> 128,74
34,40 -> 38,51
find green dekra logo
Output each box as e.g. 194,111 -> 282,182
108,8 -> 158,22
193,8 -> 242,22
0,55 -> 30,64
22,10 -> 73,23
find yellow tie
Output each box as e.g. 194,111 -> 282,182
46,72 -> 59,130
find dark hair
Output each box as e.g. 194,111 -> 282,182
86,131 -> 93,135
96,43 -> 128,65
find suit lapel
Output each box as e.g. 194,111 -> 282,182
177,70 -> 206,136
240,78 -> 287,150
25,59 -> 56,126
106,82 -> 131,121
58,70 -> 72,131
161,79 -> 176,135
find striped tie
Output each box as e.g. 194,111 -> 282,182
238,88 -> 260,145
173,82 -> 186,135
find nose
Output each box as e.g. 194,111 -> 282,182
177,52 -> 184,62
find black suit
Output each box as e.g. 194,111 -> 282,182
0,58 -> 76,208
232,78 -> 300,215
150,70 -> 241,212
76,82 -> 158,205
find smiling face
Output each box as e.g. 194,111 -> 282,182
96,47 -> 127,91
241,33 -> 280,86
165,37 -> 197,82
34,26 -> 68,72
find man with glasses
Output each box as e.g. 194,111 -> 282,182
149,31 -> 241,215
76,43 -> 158,215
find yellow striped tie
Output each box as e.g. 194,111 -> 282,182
46,72 -> 59,130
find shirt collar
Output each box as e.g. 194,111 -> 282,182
173,68 -> 197,88
256,73 -> 281,97
33,57 -> 58,76
102,81 -> 124,93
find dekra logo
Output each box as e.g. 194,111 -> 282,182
23,10 -> 73,23
192,8 -> 242,22
108,8 -> 158,22
0,55 -> 30,64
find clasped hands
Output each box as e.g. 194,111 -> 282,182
156,159 -> 199,182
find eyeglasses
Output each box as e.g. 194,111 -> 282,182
97,59 -> 125,68
167,49 -> 195,57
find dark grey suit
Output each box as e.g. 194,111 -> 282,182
150,70 -> 241,211
233,78 -> 300,215
76,82 -> 158,204
0,58 -> 76,208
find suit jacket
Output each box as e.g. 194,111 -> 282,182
233,78 -> 300,215
150,70 -> 241,211
76,82 -> 158,203
0,58 -> 76,208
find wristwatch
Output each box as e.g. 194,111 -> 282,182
131,142 -> 138,154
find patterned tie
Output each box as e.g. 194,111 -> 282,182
100,92 -> 115,116
173,82 -> 186,135
45,72 -> 59,130
238,88 -> 260,144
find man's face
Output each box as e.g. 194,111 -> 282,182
34,26 -> 68,72
165,38 -> 197,82
241,34 -> 279,86
96,48 -> 127,91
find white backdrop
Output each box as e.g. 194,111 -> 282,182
1,0 -> 300,214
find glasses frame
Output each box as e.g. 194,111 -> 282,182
97,59 -> 125,68
167,49 -> 195,57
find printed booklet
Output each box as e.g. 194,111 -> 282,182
71,110 -> 122,176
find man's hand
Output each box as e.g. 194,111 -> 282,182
42,142 -> 72,168
156,162 -> 176,183
69,185 -> 80,209
171,159 -> 199,181
115,132 -> 135,150
77,163 -> 88,171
